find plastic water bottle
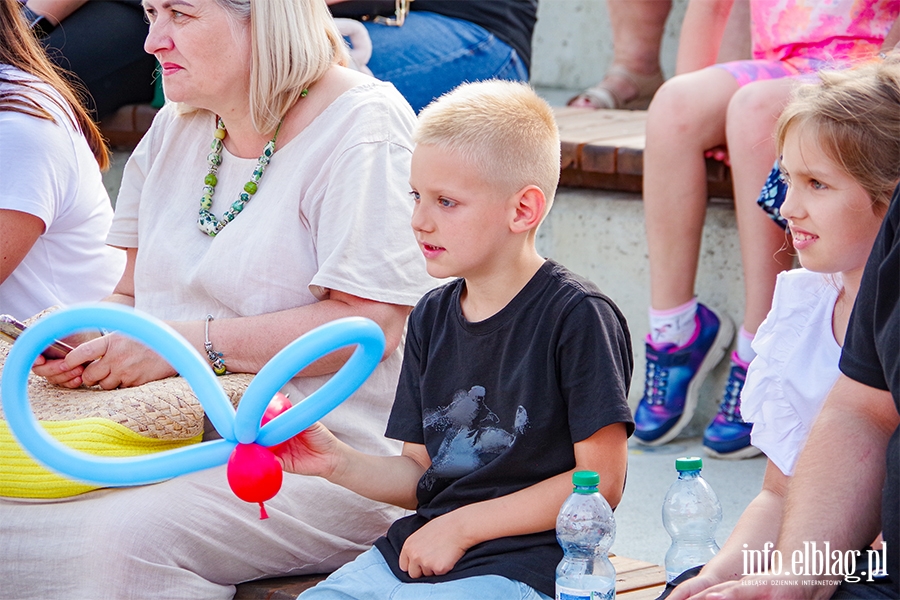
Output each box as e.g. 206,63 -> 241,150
662,456 -> 722,583
555,470 -> 616,600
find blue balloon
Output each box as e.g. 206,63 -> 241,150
0,304 -> 385,488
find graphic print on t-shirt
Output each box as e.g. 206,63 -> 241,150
421,385 -> 528,489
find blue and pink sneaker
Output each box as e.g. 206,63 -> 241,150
633,303 -> 734,446
702,352 -> 761,459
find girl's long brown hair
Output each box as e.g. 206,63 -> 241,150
0,0 -> 109,169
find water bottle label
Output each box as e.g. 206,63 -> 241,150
666,565 -> 702,584
555,584 -> 615,600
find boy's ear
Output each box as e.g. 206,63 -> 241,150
510,185 -> 546,233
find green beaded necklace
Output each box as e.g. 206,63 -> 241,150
197,115 -> 283,236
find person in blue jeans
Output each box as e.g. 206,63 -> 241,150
278,81 -> 634,600
330,0 -> 537,112
20,0 -> 158,121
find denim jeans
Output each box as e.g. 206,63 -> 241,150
361,12 -> 529,113
297,547 -> 553,599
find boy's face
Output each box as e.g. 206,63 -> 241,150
409,143 -> 513,281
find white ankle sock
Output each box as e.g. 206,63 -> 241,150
736,327 -> 757,364
649,299 -> 698,348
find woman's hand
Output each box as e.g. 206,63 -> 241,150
399,512 -> 469,578
275,422 -> 344,479
32,333 -> 176,389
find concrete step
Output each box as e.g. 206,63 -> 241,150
537,186 -> 746,433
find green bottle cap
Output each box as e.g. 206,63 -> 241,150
572,470 -> 600,489
675,456 -> 703,472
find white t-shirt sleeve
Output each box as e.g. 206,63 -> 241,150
306,137 -> 427,305
298,86 -> 434,306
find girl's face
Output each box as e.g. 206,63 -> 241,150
778,126 -> 884,280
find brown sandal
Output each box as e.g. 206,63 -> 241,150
568,65 -> 665,110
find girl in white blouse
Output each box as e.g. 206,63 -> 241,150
668,58 -> 900,599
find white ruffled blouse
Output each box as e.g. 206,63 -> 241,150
741,269 -> 842,476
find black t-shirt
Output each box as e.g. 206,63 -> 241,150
374,260 -> 634,596
413,0 -> 539,72
840,184 -> 900,592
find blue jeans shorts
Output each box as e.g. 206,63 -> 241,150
297,547 -> 552,600
361,11 -> 529,112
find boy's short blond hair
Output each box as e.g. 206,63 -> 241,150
415,80 -> 561,215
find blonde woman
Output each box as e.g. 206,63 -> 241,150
4,0 -> 435,597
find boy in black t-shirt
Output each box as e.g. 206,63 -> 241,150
281,81 -> 634,599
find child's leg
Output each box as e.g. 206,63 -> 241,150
702,77 -> 797,459
644,67 -> 739,314
635,67 -> 741,446
727,77 -> 797,341
298,548 -> 552,599
298,548 -> 397,598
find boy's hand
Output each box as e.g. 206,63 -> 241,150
399,512 -> 469,578
274,422 -> 342,479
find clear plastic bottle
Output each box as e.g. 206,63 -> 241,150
662,456 -> 722,583
555,470 -> 616,600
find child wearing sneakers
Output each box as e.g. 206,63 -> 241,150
664,59 -> 900,599
280,81 -> 634,599
635,0 -> 900,458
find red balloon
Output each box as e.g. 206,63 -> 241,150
227,443 -> 283,519
260,393 -> 293,454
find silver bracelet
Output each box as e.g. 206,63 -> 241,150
204,314 -> 227,375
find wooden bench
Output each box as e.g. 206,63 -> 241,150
553,107 -> 733,199
233,554 -> 667,599
100,105 -> 732,200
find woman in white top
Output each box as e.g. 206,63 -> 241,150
2,0 -> 435,598
668,59 -> 900,599
0,2 -> 124,320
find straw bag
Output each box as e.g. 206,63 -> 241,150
0,310 -> 252,499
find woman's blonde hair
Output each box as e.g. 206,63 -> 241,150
775,59 -> 900,211
212,0 -> 348,134
415,80 -> 561,216
0,0 -> 109,169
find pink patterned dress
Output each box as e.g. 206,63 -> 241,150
715,0 -> 899,85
